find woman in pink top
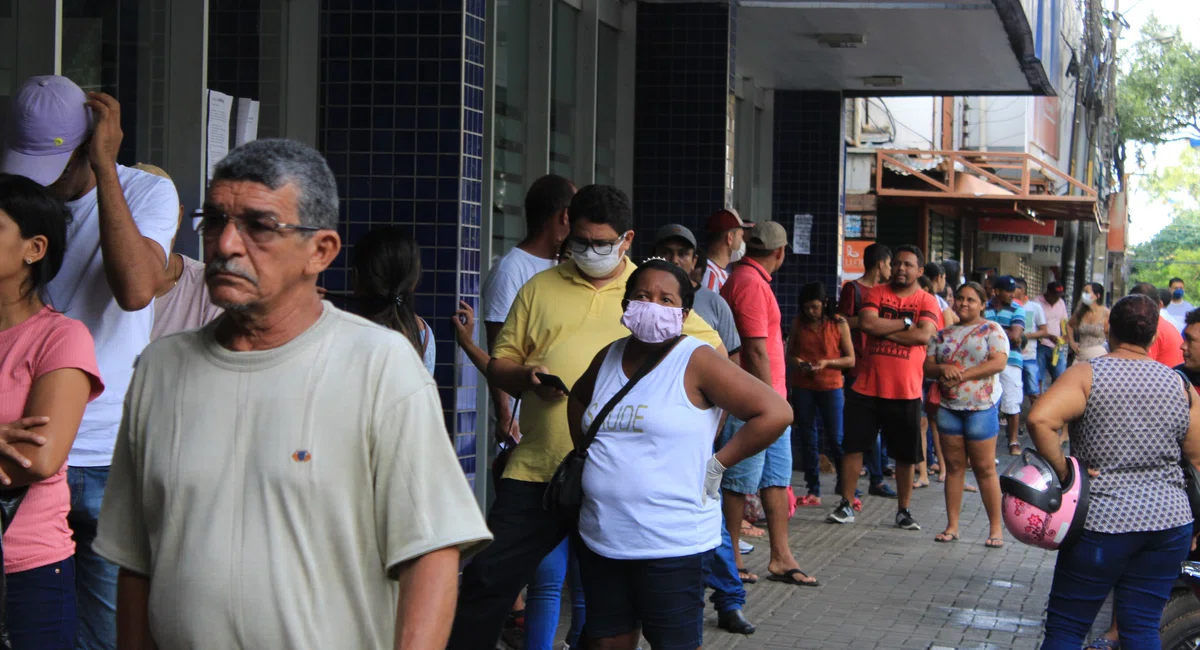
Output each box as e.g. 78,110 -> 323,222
0,174 -> 102,649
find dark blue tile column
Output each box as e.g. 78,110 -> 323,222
772,91 -> 844,328
319,0 -> 486,482
633,2 -> 735,254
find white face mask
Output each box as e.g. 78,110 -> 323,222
729,241 -> 746,263
571,234 -> 627,278
1081,293 -> 1095,306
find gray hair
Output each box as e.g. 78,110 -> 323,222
212,139 -> 340,230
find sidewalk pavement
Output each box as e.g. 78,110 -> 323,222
703,439 -> 1111,650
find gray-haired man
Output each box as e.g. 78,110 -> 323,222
94,139 -> 492,649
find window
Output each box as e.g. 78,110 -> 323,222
594,23 -> 618,185
549,2 -> 578,178
492,0 -> 530,257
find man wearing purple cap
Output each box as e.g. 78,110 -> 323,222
1,75 -> 180,650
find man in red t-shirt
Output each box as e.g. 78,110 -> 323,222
827,245 -> 939,531
836,242 -> 894,499
719,221 -> 819,587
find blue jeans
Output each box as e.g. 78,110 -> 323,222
794,388 -> 844,496
1042,524 -> 1192,649
67,466 -> 118,650
1037,344 -> 1066,391
7,557 -> 76,650
525,538 -> 585,649
718,417 -> 793,493
703,512 -> 745,614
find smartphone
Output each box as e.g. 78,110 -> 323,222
535,372 -> 571,395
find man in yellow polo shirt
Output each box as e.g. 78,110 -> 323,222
448,185 -> 724,649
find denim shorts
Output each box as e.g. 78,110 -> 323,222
576,542 -> 706,650
1022,359 -> 1041,396
716,416 -> 793,494
936,404 -> 1000,441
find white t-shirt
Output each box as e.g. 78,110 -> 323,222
1021,299 -> 1047,360
46,165 -> 180,467
482,247 -> 555,324
94,304 -> 492,649
1163,309 -> 1186,334
1166,300 -> 1195,323
580,337 -> 721,560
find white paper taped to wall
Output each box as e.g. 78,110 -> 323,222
206,90 -> 233,181
234,98 -> 260,147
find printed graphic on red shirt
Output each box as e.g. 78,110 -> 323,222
853,284 -> 940,400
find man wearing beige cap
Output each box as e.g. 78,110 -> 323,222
719,221 -> 820,587
702,208 -> 753,292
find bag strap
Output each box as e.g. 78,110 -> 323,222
577,336 -> 686,454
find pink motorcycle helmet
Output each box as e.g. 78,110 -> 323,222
999,448 -> 1090,551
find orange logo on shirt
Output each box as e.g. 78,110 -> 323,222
291,450 -> 312,463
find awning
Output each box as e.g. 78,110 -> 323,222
873,149 -> 1101,227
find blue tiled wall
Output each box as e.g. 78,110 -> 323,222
772,91 -> 845,330
319,0 -> 486,481
632,2 -> 734,255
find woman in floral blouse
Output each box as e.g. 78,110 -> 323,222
923,282 -> 1010,548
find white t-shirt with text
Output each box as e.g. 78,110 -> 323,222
46,164 -> 180,467
1021,299 -> 1047,360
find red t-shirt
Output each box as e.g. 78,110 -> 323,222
721,259 -> 786,398
837,280 -> 870,377
1150,316 -> 1185,368
852,284 -> 941,400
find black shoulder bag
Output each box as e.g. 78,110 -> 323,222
1174,369 -> 1200,522
543,336 -> 685,529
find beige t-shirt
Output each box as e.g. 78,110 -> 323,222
94,304 -> 492,649
150,255 -> 224,341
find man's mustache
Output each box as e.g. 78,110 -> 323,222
206,258 -> 259,287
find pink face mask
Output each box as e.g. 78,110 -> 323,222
621,300 -> 684,343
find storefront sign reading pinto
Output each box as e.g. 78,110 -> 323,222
842,240 -> 872,280
986,232 -> 1034,254
1031,236 -> 1064,265
977,217 -> 1056,237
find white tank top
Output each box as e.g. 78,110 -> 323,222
579,336 -> 722,559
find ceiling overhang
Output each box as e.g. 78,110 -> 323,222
874,149 -> 1101,227
735,0 -> 1055,96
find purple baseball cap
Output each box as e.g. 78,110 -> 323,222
1,76 -> 91,186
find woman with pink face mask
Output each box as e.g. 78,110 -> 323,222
566,258 -> 791,650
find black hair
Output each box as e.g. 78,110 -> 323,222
568,185 -> 632,235
1131,282 -> 1157,297
1170,277 -> 1185,287
1109,294 -> 1159,349
863,243 -> 891,270
798,282 -> 836,323
351,225 -> 425,355
1159,287 -> 1174,309
917,276 -> 934,292
625,258 -> 695,311
1187,308 -> 1200,328
923,262 -> 945,281
524,174 -> 575,236
1014,277 -> 1028,291
0,173 -> 70,301
941,259 -> 961,290
957,281 -> 988,303
1086,282 -> 1105,304
893,244 -> 925,268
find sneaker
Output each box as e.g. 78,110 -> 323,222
738,540 -> 754,555
895,508 -> 921,530
826,499 -> 856,524
868,483 -> 897,498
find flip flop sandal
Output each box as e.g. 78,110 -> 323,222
985,537 -> 1005,549
765,569 -> 821,587
738,569 -> 758,584
934,532 -> 959,543
1008,443 -> 1022,456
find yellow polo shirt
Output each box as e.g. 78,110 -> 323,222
493,259 -> 723,483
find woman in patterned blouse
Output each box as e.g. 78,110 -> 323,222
1028,294 -> 1200,649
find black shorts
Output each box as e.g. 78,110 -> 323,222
576,541 -> 705,649
843,389 -> 925,465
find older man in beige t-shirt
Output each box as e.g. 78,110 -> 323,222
96,140 -> 491,650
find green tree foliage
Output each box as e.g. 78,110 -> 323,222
1130,148 -> 1200,302
1117,16 -> 1200,147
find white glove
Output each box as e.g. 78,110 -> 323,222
703,455 -> 727,505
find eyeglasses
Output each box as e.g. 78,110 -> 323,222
198,210 -> 322,245
566,233 -> 626,256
